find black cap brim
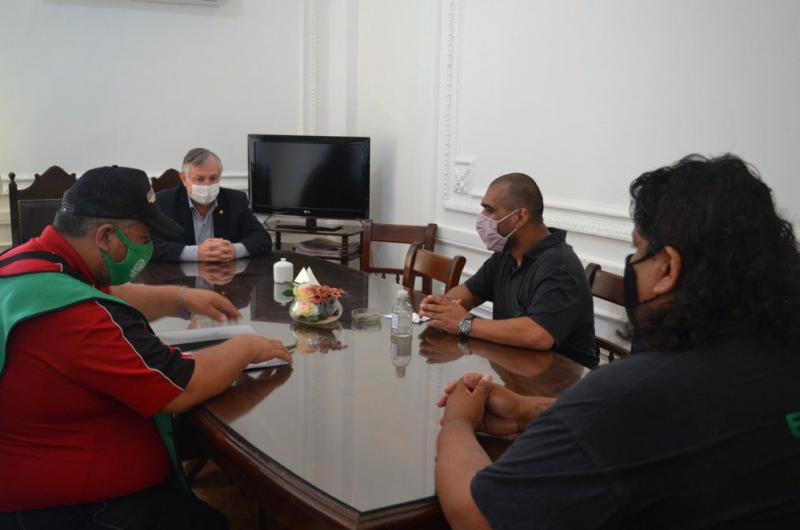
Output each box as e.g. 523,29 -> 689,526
142,208 -> 184,239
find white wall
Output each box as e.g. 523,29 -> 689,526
0,0 -> 304,187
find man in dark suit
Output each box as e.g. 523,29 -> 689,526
152,147 -> 271,262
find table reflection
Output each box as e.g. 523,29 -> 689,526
142,252 -> 586,518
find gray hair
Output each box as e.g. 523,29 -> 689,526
181,147 -> 223,176
53,210 -> 135,238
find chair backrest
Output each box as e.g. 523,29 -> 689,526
585,262 -> 625,305
585,262 -> 630,362
151,168 -> 182,193
402,243 -> 466,295
9,166 -> 76,247
361,220 -> 437,292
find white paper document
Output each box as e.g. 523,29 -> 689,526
245,358 -> 291,370
157,324 -> 292,370
157,324 -> 258,346
383,312 -> 430,324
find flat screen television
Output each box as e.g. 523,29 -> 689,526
248,134 -> 370,231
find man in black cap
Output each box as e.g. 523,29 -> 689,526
0,166 -> 291,529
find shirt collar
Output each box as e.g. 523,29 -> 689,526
185,191 -> 218,213
521,227 -> 567,259
33,226 -> 99,286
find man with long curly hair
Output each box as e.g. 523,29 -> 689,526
435,154 -> 800,529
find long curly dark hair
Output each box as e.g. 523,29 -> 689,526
629,154 -> 800,351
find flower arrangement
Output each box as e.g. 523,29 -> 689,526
287,283 -> 347,325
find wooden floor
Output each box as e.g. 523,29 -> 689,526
191,460 -> 259,530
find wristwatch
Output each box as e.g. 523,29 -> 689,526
457,315 -> 475,338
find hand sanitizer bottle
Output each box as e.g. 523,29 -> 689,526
273,258 -> 293,283
391,289 -> 412,337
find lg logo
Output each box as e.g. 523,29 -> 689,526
303,209 -> 311,214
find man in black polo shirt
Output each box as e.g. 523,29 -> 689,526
419,173 -> 598,368
434,155 -> 800,529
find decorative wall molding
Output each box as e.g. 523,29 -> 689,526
304,0 -> 320,134
437,222 -> 623,273
436,0 -> 462,205
452,154 -> 475,196
444,193 -> 632,242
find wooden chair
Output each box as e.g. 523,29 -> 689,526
151,168 -> 182,192
585,262 -> 630,362
402,243 -> 466,295
361,220 -> 437,292
8,166 -> 76,247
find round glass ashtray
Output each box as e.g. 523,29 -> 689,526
351,307 -> 383,328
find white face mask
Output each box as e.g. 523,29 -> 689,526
189,182 -> 220,206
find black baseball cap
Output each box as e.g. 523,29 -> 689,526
62,166 -> 184,238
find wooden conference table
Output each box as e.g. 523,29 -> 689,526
142,252 -> 587,530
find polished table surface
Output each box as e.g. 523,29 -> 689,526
142,252 -> 587,529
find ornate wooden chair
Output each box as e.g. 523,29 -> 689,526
585,262 -> 631,362
8,166 -> 76,247
361,220 -> 437,292
402,243 -> 466,295
151,168 -> 182,192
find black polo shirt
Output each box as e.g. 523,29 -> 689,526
465,228 -> 598,368
471,333 -> 800,529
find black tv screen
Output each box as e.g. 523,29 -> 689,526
248,135 -> 370,222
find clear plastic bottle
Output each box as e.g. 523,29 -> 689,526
391,289 -> 413,337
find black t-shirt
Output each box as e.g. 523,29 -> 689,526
471,333 -> 800,530
465,228 -> 598,368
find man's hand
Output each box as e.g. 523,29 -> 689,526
237,335 -> 293,365
441,375 -> 493,431
199,261 -> 236,285
419,295 -> 470,335
198,238 -> 236,262
182,287 -> 241,322
437,373 -> 549,437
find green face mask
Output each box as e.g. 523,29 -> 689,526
100,226 -> 154,285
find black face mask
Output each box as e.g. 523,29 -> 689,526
623,248 -> 659,325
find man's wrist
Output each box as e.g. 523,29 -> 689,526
177,285 -> 188,311
440,417 -> 477,433
230,335 -> 258,364
180,245 -> 200,262
518,396 -> 551,431
457,315 -> 475,338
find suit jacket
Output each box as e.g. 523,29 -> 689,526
151,184 -> 272,262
